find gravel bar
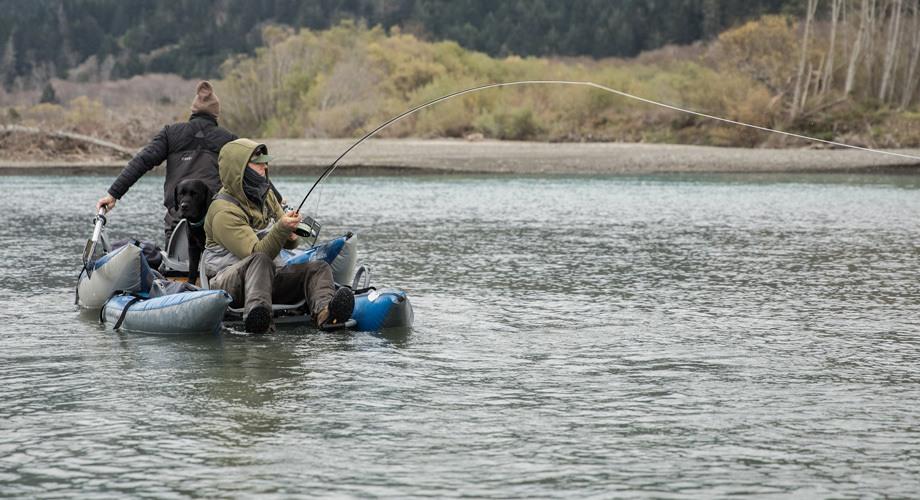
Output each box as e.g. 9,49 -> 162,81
2,139 -> 919,175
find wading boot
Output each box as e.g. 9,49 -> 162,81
317,287 -> 355,331
245,304 -> 272,335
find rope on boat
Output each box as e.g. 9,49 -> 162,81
297,80 -> 920,211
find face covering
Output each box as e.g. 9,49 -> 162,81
243,166 -> 270,205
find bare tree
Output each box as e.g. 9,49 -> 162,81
899,0 -> 920,109
821,0 -> 844,98
862,0 -> 880,99
845,0 -> 870,95
878,0 -> 903,102
791,0 -> 821,119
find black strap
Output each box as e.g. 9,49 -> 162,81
270,183 -> 283,204
97,289 -> 137,324
215,186 -> 284,212
213,192 -> 251,226
213,192 -> 242,208
111,295 -> 143,331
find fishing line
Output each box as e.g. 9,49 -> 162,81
296,79 -> 920,212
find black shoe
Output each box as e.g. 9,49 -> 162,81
324,287 -> 355,327
244,305 -> 272,335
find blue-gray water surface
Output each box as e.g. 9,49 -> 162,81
2,173 -> 920,497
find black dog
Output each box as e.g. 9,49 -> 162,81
174,178 -> 213,285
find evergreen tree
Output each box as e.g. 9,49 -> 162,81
39,82 -> 57,104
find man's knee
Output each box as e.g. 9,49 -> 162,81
249,252 -> 273,266
305,260 -> 330,272
244,252 -> 275,278
286,260 -> 330,277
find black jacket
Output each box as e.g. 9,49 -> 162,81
107,113 -> 238,207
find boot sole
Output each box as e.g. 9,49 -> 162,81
245,305 -> 272,334
326,288 -> 355,325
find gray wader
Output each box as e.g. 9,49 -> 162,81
208,253 -> 336,330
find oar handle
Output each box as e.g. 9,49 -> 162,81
82,207 -> 108,276
90,207 -> 107,243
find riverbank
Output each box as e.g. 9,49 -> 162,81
1,139 -> 919,175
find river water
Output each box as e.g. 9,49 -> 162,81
1,173 -> 919,497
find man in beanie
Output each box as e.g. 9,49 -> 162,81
95,81 -> 237,242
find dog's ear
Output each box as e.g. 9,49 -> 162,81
173,184 -> 181,211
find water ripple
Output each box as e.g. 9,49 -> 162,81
1,174 -> 919,496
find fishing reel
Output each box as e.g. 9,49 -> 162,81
284,202 -> 321,246
295,215 -> 321,246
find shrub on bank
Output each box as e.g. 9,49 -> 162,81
217,20 -> 919,147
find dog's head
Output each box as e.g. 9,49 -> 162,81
174,179 -> 213,223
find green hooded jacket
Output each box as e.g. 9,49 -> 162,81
203,138 -> 297,268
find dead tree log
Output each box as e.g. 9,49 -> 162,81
0,125 -> 135,159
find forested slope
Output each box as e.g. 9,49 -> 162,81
0,0 -> 799,88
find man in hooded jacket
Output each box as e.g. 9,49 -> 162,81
202,138 -> 354,334
96,81 -> 237,242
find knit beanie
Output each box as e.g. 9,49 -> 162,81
190,81 -> 220,117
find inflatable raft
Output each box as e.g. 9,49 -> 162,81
78,224 -> 413,335
76,243 -> 154,310
352,288 -> 414,331
101,289 -> 231,335
221,285 -> 414,332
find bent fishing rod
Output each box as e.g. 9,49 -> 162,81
295,79 -> 920,212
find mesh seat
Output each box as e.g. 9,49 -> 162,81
161,218 -> 190,273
